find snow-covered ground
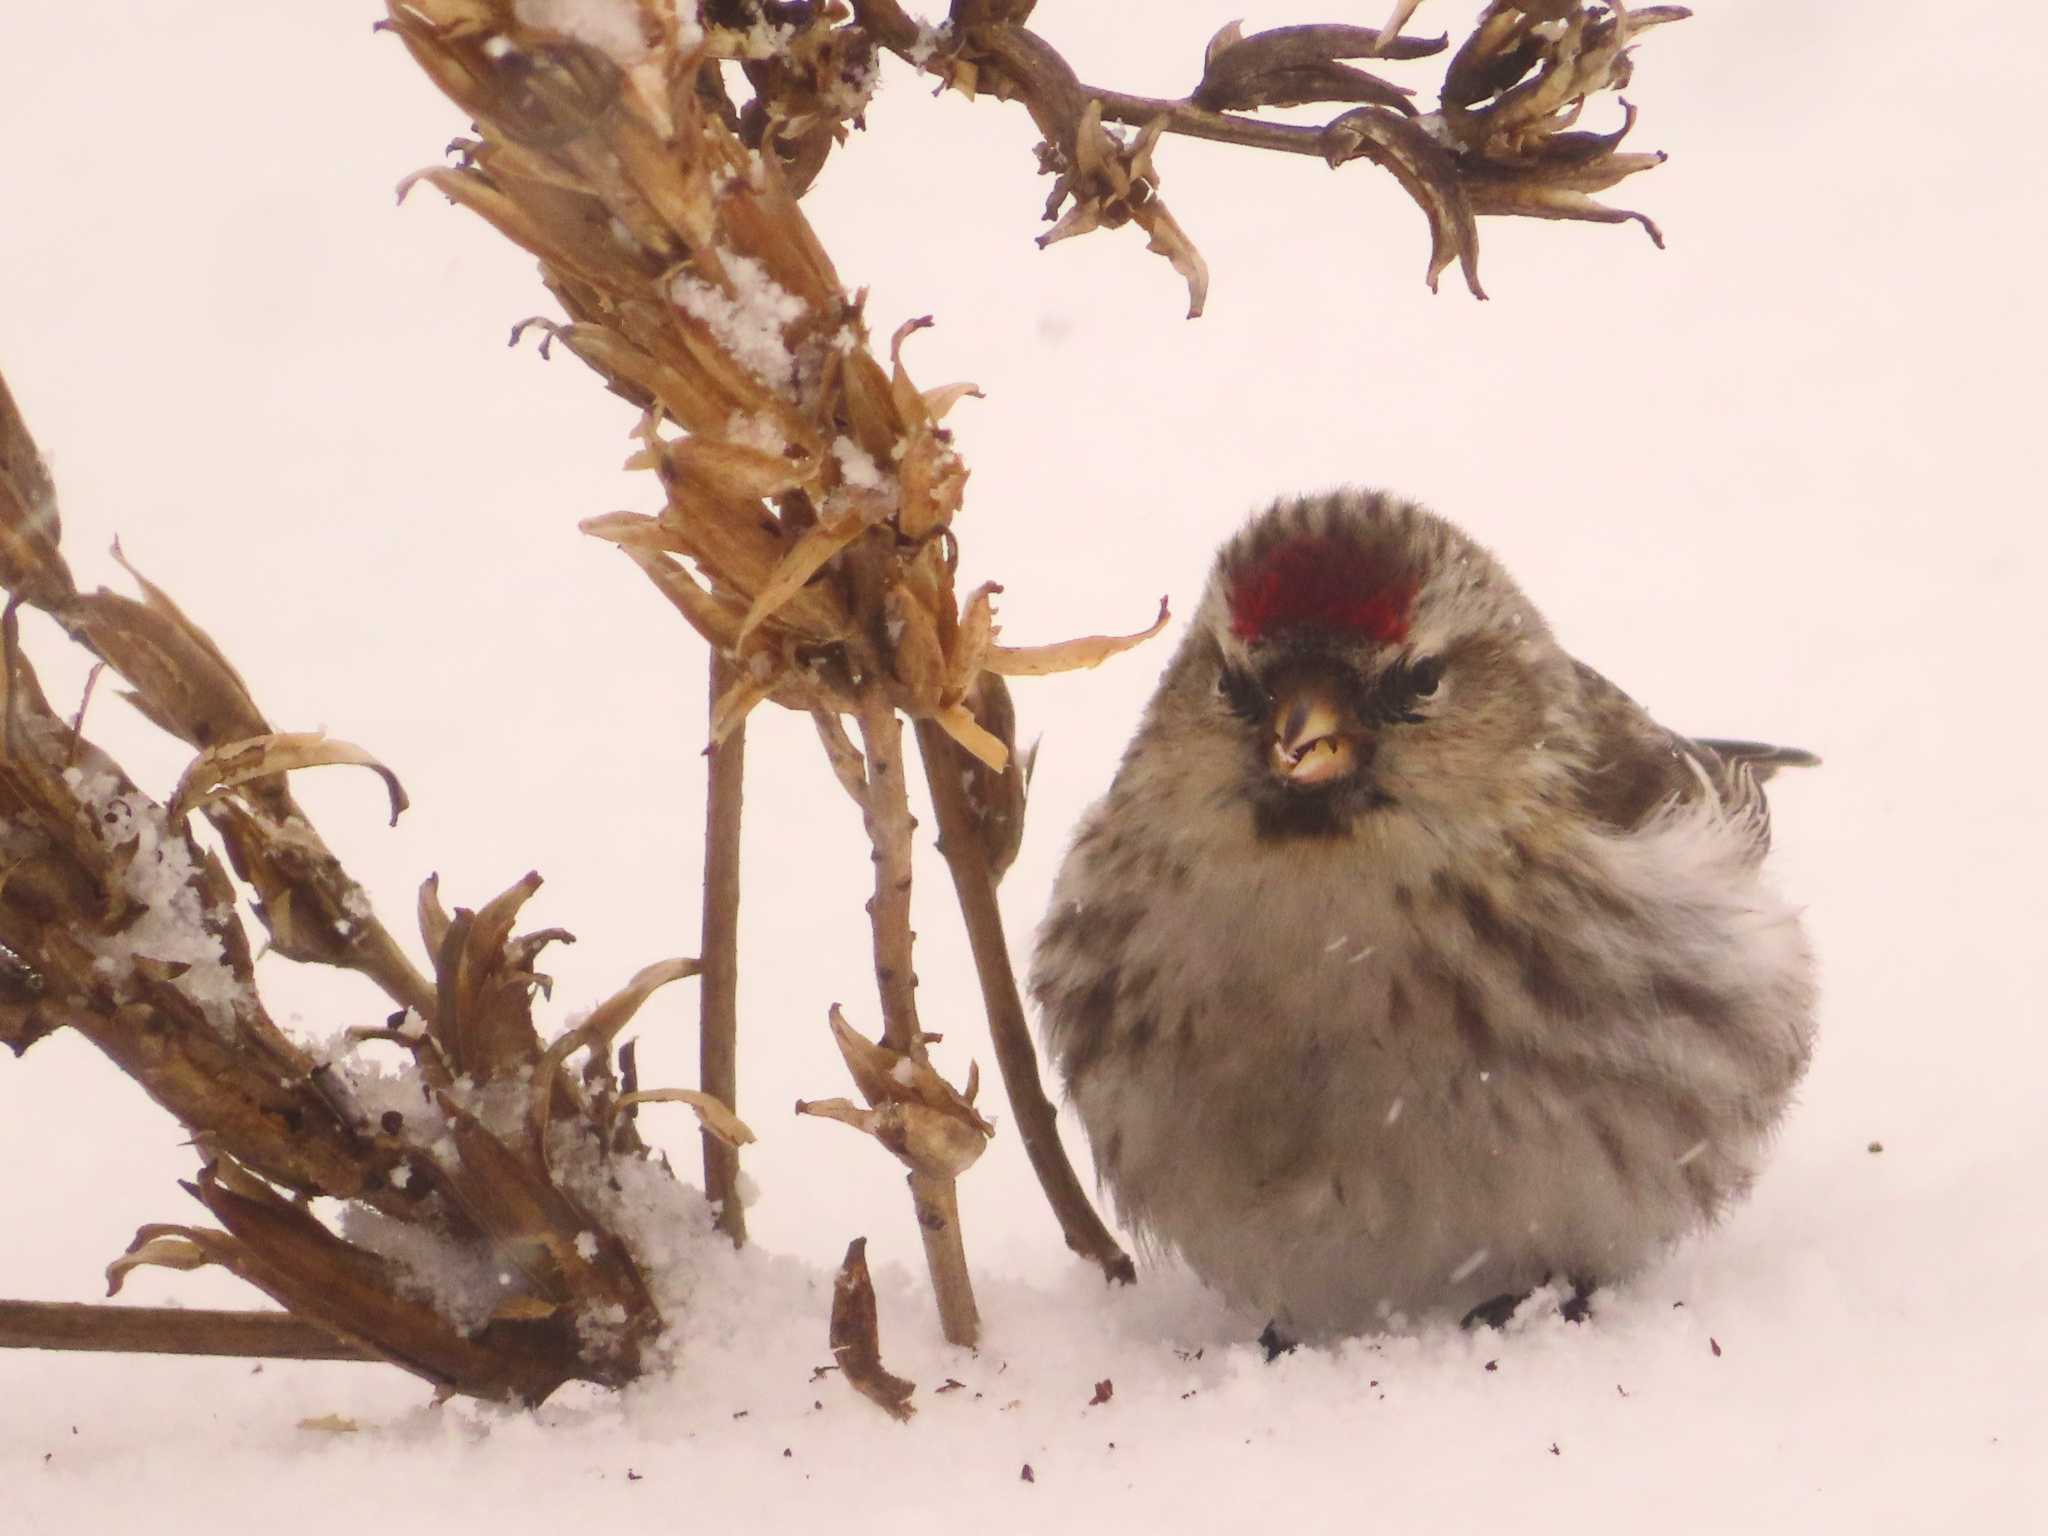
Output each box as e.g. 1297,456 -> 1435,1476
3,4 -> 2042,1530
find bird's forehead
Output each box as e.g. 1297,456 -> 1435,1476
1223,533 -> 1419,646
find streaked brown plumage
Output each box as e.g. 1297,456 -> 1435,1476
1030,490 -> 1817,1336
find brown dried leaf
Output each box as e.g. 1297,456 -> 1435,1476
1193,25 -> 1426,114
824,1004 -> 993,1135
418,873 -> 452,965
189,1156 -> 596,1403
710,658 -> 780,743
1134,195 -> 1211,320
296,1414 -> 362,1433
931,702 -> 1009,772
798,1089 -> 990,1176
885,583 -> 948,708
945,582 -> 1002,703
945,674 -> 1028,885
610,1087 -> 756,1147
736,520 -> 864,644
170,732 -> 408,828
984,596 -> 1170,677
0,370 -> 74,610
1322,106 -> 1484,297
586,521 -> 749,651
62,542 -> 271,751
829,1238 -> 915,1422
919,382 -> 984,423
105,1227 -> 224,1296
531,956 -> 699,1147
663,436 -> 814,504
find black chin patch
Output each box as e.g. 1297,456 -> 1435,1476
1250,780 -> 1389,841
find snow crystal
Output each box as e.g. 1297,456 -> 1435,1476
70,767 -> 252,1037
1384,1097 -> 1405,1127
1675,1139 -> 1711,1167
670,253 -> 805,396
1323,935 -> 1348,954
726,411 -> 787,456
336,1204 -> 506,1336
906,21 -> 946,67
1412,112 -> 1457,150
832,436 -> 885,491
512,0 -> 650,64
576,1299 -> 632,1357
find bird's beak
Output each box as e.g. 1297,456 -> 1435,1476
1271,687 -> 1357,786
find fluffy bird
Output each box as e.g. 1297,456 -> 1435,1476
1030,490 -> 1817,1337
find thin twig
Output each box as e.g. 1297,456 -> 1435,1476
0,1300 -> 379,1362
853,693 -> 923,1059
853,690 -> 981,1346
913,718 -> 1134,1284
812,709 -> 871,808
700,656 -> 747,1245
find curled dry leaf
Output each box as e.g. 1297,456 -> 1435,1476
530,956 -> 700,1150
105,1227 -> 224,1296
0,371 -> 71,612
797,1096 -> 991,1179
417,873 -> 453,962
942,673 -> 1030,885
985,595 -> 1172,677
609,1088 -> 756,1148
170,731 -> 409,828
1324,106 -> 1484,297
1193,24 -> 1428,114
931,703 -> 1009,772
829,1237 -> 915,1422
825,1003 -> 993,1136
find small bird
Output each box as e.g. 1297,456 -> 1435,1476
1030,490 -> 1817,1338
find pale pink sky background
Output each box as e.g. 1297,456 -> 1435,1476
3,4 -> 2041,1529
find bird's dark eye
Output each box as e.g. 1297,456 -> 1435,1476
1215,666 -> 1268,723
1408,656 -> 1444,698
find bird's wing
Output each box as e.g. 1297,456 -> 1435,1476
1567,662 -> 1816,857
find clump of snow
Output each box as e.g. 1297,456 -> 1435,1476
906,21 -> 948,67
326,1051 -> 442,1137
669,253 -> 806,397
726,410 -> 788,457
513,0 -> 651,64
337,1204 -> 510,1337
832,436 -> 885,491
65,764 -> 252,1035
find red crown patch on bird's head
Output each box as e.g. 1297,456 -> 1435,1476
1226,535 -> 1417,645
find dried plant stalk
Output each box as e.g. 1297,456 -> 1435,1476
855,1 -> 1690,304
854,692 -> 979,1343
381,0 -> 1160,1340
0,1300 -> 379,1362
1,372 -> 714,1406
700,655 -> 747,1244
914,717 -> 1133,1284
